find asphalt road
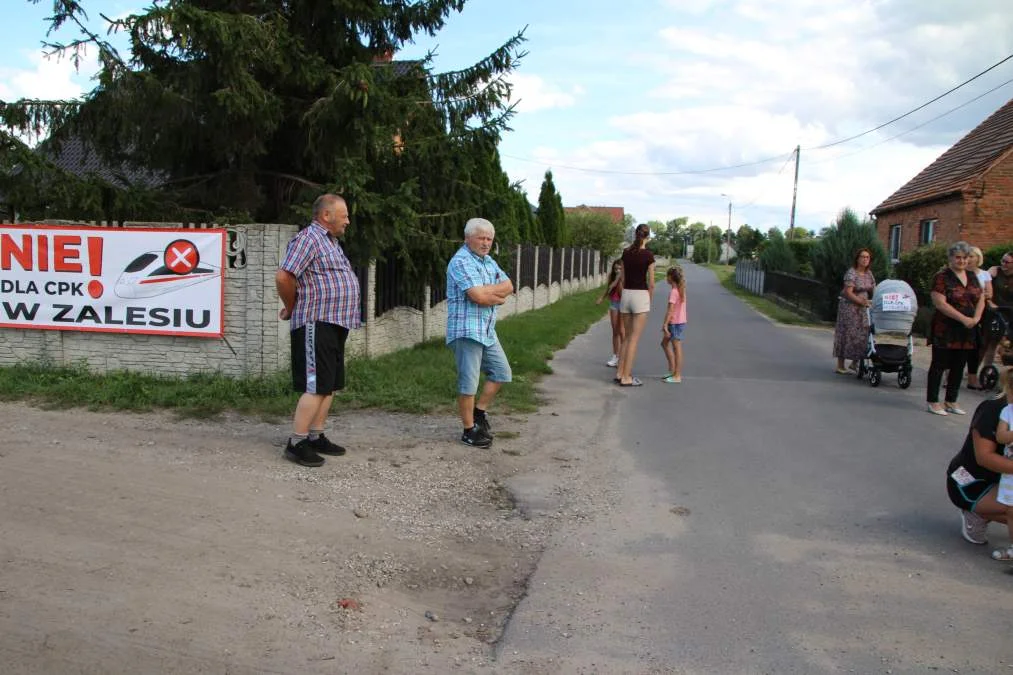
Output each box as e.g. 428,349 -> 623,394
498,261 -> 1013,674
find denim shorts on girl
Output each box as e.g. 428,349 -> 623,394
667,323 -> 686,340
609,300 -> 621,311
449,337 -> 513,395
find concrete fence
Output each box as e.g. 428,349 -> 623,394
0,221 -> 604,378
734,259 -> 766,295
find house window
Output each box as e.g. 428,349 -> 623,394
919,219 -> 936,245
889,224 -> 902,262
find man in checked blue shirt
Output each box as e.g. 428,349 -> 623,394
446,218 -> 515,448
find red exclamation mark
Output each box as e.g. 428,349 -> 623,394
87,237 -> 104,299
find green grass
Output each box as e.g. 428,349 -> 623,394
700,263 -> 814,326
0,287 -> 610,418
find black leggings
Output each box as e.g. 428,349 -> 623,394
966,326 -> 982,375
928,347 -> 972,403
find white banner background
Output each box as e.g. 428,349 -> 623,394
0,225 -> 225,337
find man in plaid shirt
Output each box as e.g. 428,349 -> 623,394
446,218 -> 514,448
275,194 -> 361,467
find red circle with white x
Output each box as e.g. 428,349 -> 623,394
164,239 -> 199,274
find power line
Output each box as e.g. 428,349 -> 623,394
805,51 -> 1013,151
808,76 -> 1013,165
499,149 -> 796,176
500,51 -> 1013,179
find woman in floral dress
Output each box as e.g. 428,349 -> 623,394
833,249 -> 875,374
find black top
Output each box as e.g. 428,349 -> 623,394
947,396 -> 1007,484
621,247 -> 655,291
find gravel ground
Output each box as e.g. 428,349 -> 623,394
0,386 -> 615,673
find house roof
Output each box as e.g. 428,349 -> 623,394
41,136 -> 165,190
564,205 -> 625,224
871,96 -> 1013,215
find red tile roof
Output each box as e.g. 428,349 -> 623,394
871,96 -> 1013,215
564,205 -> 625,224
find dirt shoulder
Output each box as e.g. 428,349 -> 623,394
0,390 -> 611,673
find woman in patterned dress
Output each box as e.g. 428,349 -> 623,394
833,249 -> 875,374
926,241 -> 985,416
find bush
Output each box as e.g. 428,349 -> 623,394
810,207 -> 888,292
787,239 -> 817,274
892,243 -> 948,304
759,231 -> 798,274
566,209 -> 626,257
691,238 -> 718,264
983,241 -> 1013,268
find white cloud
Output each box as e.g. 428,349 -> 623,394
0,50 -> 94,101
506,73 -> 581,112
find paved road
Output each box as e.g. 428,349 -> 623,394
499,262 -> 1013,673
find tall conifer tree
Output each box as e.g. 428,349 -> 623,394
1,0 -> 527,282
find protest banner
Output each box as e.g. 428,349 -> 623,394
0,225 -> 225,337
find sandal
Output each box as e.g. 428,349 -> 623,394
618,377 -> 643,387
991,546 -> 1013,561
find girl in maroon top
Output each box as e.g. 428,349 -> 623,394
615,224 -> 655,386
927,241 -> 984,416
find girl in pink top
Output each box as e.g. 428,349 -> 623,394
661,266 -> 687,383
596,259 -> 625,367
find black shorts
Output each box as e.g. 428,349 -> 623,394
291,321 -> 349,394
946,473 -> 997,511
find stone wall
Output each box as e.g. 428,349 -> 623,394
0,221 -> 604,377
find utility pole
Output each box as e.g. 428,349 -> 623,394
726,200 -> 732,264
788,144 -> 800,240
708,221 -> 713,264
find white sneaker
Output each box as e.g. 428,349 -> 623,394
606,354 -> 619,367
960,509 -> 988,545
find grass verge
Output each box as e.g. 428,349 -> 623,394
700,263 -> 814,326
0,287 -> 609,418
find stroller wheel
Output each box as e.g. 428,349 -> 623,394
980,366 -> 999,391
898,370 -> 912,389
869,368 -> 882,387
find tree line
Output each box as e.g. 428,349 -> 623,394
0,0 -> 623,290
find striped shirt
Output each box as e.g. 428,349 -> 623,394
279,221 -> 361,331
446,244 -> 506,346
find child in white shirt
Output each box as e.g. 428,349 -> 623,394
994,388 -> 1013,561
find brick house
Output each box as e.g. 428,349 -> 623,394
871,96 -> 1013,262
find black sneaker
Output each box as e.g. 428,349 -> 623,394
474,412 -> 492,437
460,425 -> 492,448
284,439 -> 325,467
310,433 -> 346,456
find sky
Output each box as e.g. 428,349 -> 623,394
3,0 -> 1013,235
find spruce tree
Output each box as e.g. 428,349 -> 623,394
536,169 -> 565,246
1,0 -> 527,283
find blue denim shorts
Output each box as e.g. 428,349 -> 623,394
449,338 -> 513,394
667,323 -> 686,341
609,300 -> 621,311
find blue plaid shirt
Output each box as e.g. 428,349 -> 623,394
446,245 -> 506,346
279,221 -> 362,331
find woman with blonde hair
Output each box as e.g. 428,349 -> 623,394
966,245 -> 994,389
946,367 -> 1013,550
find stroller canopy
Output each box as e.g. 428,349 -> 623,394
870,279 -> 918,334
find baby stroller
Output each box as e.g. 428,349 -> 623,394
978,306 -> 1013,390
857,279 -> 918,388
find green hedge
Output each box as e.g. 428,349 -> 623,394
983,241 -> 1013,268
892,244 -> 948,304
